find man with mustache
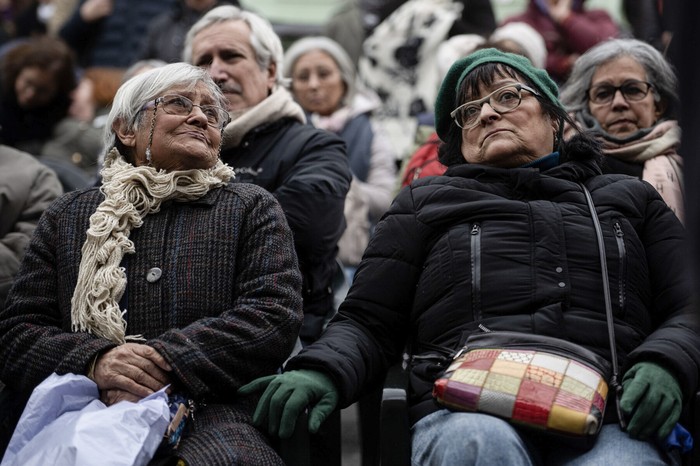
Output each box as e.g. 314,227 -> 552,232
184,6 -> 351,347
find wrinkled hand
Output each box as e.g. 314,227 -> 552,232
100,388 -> 141,406
92,343 -> 172,401
620,362 -> 682,440
238,369 -> 338,439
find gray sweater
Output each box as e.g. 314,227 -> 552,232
0,146 -> 62,310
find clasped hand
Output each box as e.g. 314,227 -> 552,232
92,342 -> 172,406
238,369 -> 339,439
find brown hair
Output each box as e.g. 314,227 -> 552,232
1,36 -> 77,99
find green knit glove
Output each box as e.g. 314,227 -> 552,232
620,361 -> 682,440
238,369 -> 339,439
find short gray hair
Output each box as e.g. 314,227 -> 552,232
182,5 -> 286,87
283,36 -> 356,105
560,38 -> 678,119
103,62 -> 228,155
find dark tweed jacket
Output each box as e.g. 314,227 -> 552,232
0,182 -> 303,465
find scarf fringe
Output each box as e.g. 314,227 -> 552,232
71,148 -> 234,344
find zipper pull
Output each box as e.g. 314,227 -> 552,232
452,347 -> 467,360
187,399 -> 197,426
471,224 -> 480,235
613,222 -> 623,237
478,324 -> 491,333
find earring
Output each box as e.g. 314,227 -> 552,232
145,147 -> 152,165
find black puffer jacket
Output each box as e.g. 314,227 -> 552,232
221,117 -> 351,344
288,138 -> 700,425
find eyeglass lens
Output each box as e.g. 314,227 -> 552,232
159,95 -> 227,127
453,85 -> 523,129
588,81 -> 652,104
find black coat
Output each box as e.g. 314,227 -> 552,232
288,141 -> 700,425
221,117 -> 351,344
0,92 -> 69,153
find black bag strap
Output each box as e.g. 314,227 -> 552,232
579,182 -> 627,429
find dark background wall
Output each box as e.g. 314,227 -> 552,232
673,1 -> 700,289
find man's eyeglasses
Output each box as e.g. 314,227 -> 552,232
450,83 -> 540,130
142,94 -> 230,129
587,80 -> 654,105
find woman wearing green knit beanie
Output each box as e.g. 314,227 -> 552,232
241,49 -> 698,465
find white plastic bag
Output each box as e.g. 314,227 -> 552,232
1,373 -> 169,466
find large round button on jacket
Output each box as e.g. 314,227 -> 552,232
146,267 -> 162,283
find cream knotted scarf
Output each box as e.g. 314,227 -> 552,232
70,148 -> 235,343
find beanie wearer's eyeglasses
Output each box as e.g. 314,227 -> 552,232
450,83 -> 540,130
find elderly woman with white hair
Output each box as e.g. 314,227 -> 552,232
560,38 -> 683,222
0,62 -> 303,465
284,36 -> 397,269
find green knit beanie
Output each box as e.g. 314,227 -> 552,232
434,48 -> 562,141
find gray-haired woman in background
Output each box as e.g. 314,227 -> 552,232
561,38 -> 683,222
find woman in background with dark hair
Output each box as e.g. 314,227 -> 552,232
0,36 -> 76,153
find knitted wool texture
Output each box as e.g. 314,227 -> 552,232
70,148 -> 234,343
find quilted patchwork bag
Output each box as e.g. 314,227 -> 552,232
432,331 -> 611,442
